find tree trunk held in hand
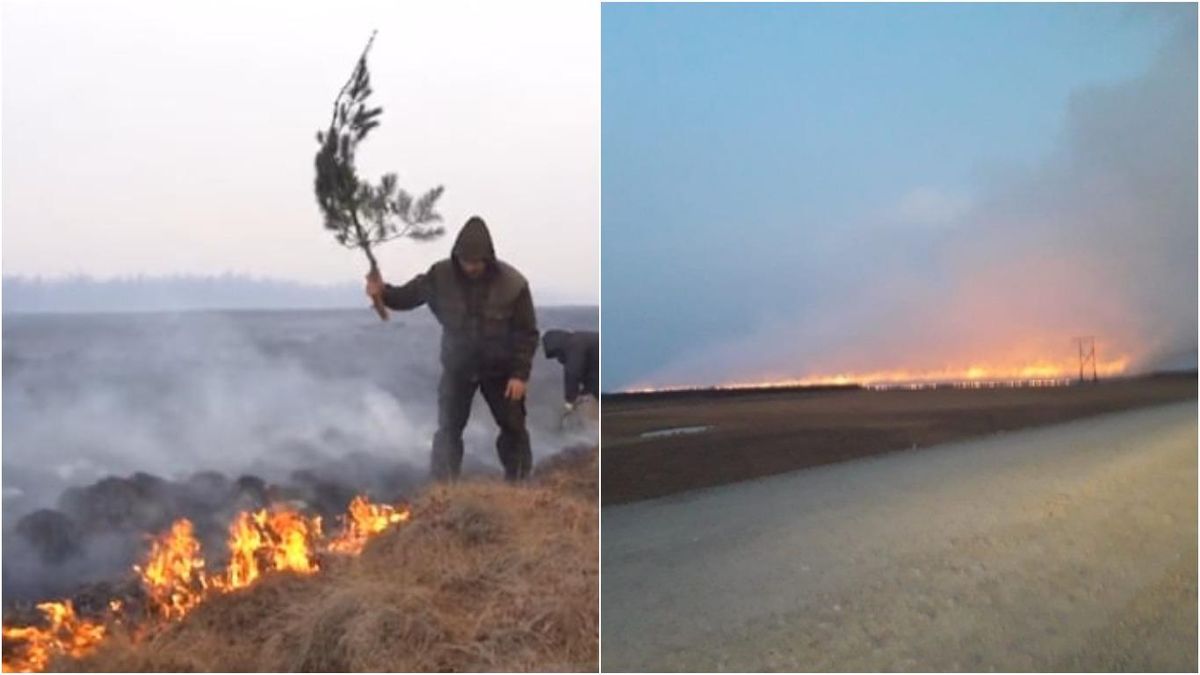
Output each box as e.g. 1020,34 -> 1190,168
365,259 -> 388,321
314,31 -> 445,323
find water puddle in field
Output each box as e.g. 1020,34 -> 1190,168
639,425 -> 713,439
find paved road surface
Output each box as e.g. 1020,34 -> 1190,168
602,401 -> 1197,671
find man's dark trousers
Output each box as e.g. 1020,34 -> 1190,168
432,369 -> 532,481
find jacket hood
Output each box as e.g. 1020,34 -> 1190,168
542,329 -> 570,359
451,216 -> 496,262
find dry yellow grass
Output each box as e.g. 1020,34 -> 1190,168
62,449 -> 598,672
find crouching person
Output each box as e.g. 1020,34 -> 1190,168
542,329 -> 599,417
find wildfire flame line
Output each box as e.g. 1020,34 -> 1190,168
626,356 -> 1132,394
1,496 -> 411,673
327,496 -> 411,555
0,603 -> 105,674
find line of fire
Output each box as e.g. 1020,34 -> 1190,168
1,496 -> 409,672
620,338 -> 1131,396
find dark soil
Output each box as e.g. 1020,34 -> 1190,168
602,373 -> 1197,505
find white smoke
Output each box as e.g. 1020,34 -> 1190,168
641,18 -> 1196,388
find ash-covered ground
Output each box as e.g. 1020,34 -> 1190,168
2,306 -> 597,606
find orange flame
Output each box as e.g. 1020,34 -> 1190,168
629,355 -> 1132,393
209,507 -> 322,593
2,495 -> 409,672
261,508 -> 321,575
213,510 -> 264,591
1,602 -> 105,673
132,519 -> 207,620
327,496 -> 411,555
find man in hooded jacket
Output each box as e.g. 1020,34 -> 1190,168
542,329 -> 599,413
365,216 -> 539,481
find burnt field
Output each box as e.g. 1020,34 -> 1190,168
3,306 -> 598,606
602,373 -> 1197,504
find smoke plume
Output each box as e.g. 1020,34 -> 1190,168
640,19 -> 1196,388
3,306 -> 597,605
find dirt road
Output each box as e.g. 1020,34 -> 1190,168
602,401 -> 1197,671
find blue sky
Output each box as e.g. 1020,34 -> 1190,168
602,3 -> 1196,389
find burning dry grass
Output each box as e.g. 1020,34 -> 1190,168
56,448 -> 598,672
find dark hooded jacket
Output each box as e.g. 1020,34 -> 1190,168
542,329 -> 599,403
381,217 -> 539,380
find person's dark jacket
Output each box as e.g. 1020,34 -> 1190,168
542,329 -> 599,403
380,217 -> 539,380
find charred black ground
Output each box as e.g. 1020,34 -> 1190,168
603,373 -> 1197,505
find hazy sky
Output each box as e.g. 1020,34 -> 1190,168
603,3 -> 1196,390
2,0 -> 598,304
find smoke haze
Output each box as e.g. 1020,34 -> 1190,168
3,306 -> 597,604
605,7 -> 1196,389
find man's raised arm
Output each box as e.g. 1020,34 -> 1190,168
366,270 -> 433,311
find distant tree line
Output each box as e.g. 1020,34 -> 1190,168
2,274 -> 363,314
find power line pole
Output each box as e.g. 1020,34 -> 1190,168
1073,336 -> 1097,383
